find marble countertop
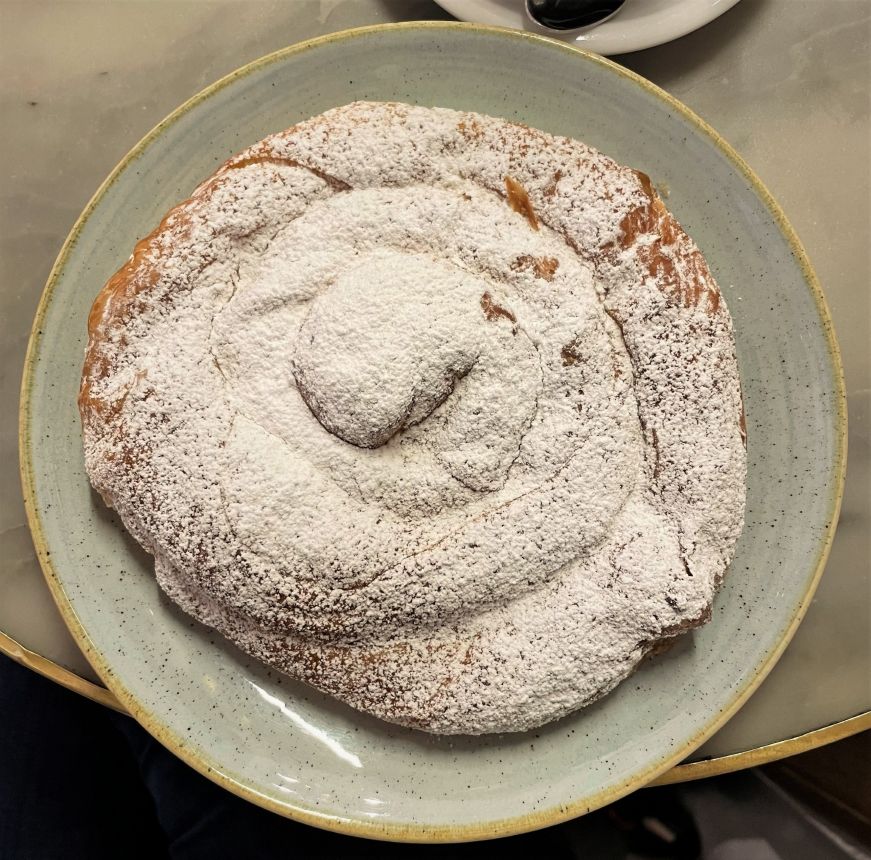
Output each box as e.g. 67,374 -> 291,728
1,0 -> 868,767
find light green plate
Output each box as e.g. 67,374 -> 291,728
20,23 -> 846,843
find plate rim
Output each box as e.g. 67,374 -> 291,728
18,20 -> 847,843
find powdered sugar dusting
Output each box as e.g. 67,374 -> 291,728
80,102 -> 745,734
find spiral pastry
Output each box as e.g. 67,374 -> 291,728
80,102 -> 746,734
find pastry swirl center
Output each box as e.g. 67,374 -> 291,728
291,250 -> 527,456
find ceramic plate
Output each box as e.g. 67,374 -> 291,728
433,0 -> 741,55
20,23 -> 845,842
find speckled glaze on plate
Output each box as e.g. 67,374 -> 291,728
20,23 -> 845,842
